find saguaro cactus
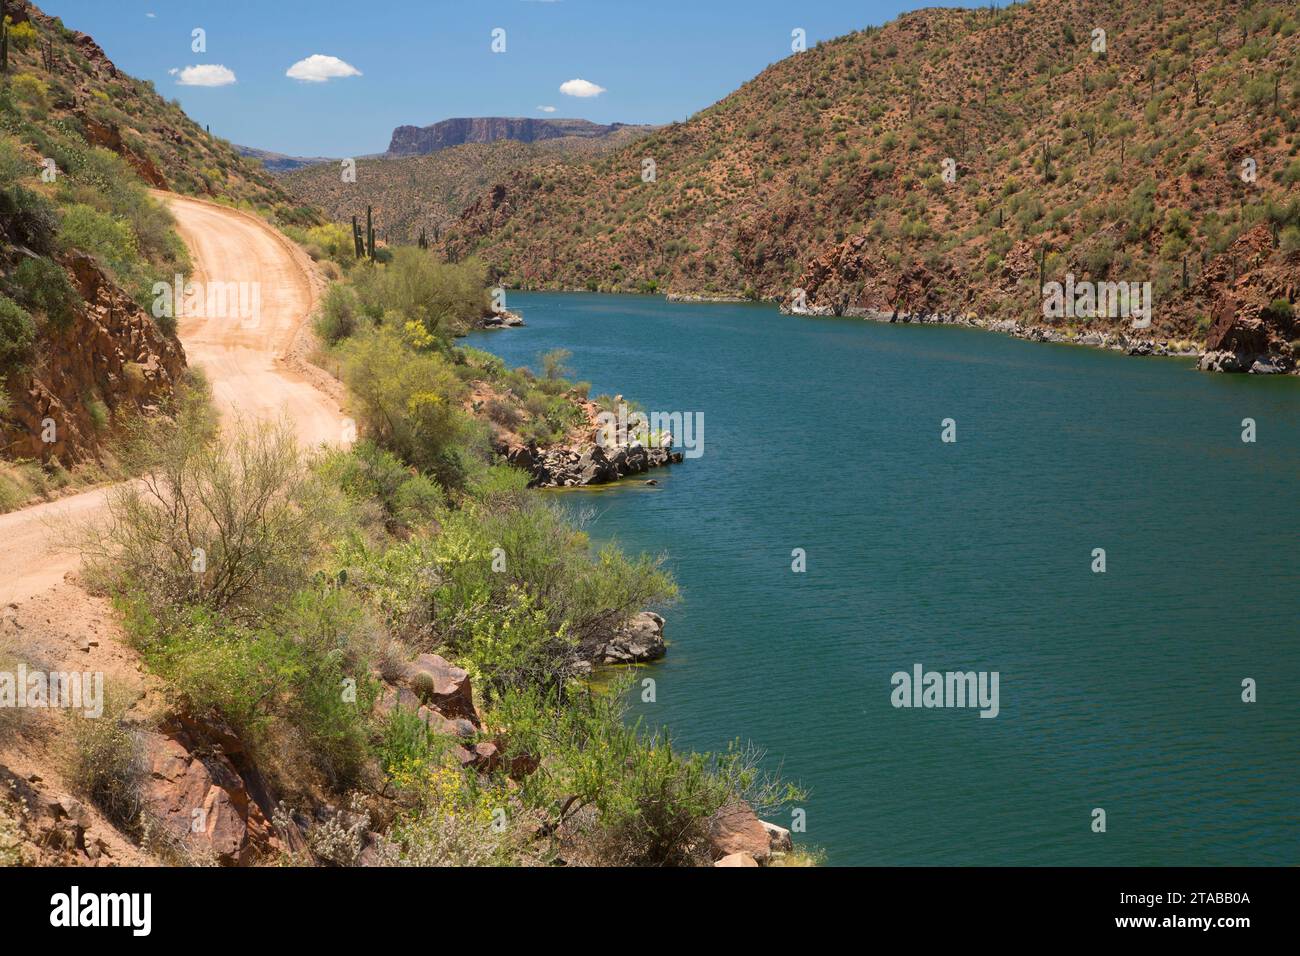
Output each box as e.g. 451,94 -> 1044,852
351,215 -> 364,259
1,11 -> 9,75
365,205 -> 374,260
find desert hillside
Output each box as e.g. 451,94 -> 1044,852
283,128 -> 651,246
441,0 -> 1299,358
0,0 -> 320,504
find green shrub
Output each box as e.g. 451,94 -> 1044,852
9,74 -> 51,114
348,249 -> 488,338
59,203 -> 140,275
84,400 -> 343,618
0,294 -> 36,370
318,439 -> 444,532
0,186 -> 59,255
65,687 -> 147,834
490,682 -> 802,866
315,284 -> 360,344
6,257 -> 78,331
339,327 -> 471,481
125,589 -> 378,786
1263,298 -> 1295,326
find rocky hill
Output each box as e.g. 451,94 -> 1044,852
0,0 -> 319,506
386,116 -> 647,156
282,129 -> 651,245
236,144 -> 336,173
441,0 -> 1300,368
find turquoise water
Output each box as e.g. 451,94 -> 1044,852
466,293 -> 1300,866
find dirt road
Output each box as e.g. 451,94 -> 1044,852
0,194 -> 340,606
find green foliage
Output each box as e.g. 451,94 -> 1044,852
0,293 -> 35,370
85,393 -> 345,619
314,283 -> 360,344
337,477 -> 675,691
0,185 -> 59,255
65,687 -> 146,834
339,327 -> 472,484
123,588 -> 378,786
1263,298 -> 1294,325
539,348 -> 572,382
348,249 -> 488,339
59,203 -> 139,275
6,256 -> 78,330
317,439 -> 445,533
490,680 -> 802,866
9,73 -> 50,113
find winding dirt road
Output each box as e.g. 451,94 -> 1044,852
0,193 -> 340,605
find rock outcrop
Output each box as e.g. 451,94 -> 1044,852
139,713 -> 281,865
479,309 -> 525,329
387,117 -> 639,157
590,611 -> 667,665
505,439 -> 683,489
1198,296 -> 1296,374
708,800 -> 772,865
0,253 -> 186,463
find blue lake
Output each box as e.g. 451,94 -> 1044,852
467,292 -> 1300,866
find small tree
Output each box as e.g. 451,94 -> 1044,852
539,348 -> 573,382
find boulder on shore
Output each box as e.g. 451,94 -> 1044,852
708,800 -> 771,864
592,611 -> 666,665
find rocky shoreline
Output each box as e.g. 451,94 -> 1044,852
504,438 -> 683,488
479,308 -> 525,330
779,301 -> 1297,375
665,292 -> 751,304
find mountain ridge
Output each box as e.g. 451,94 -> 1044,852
440,0 -> 1300,368
386,116 -> 652,156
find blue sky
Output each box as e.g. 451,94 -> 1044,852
43,0 -> 947,156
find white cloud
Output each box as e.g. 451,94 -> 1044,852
174,64 -> 236,87
559,78 -> 605,98
537,105 -> 557,113
286,54 -> 362,83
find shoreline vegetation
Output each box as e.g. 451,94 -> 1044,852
2,218 -> 812,867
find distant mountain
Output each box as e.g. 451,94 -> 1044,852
235,145 -> 336,173
282,128 -> 652,244
386,117 -> 651,157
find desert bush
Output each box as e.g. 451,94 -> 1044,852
9,74 -> 50,114
314,284 -> 361,344
317,439 -> 444,533
84,394 -> 344,619
59,203 -> 139,275
0,185 -> 59,255
491,681 -> 802,866
377,763 -> 523,866
1281,226 -> 1300,254
339,327 -> 471,483
6,257 -> 78,331
123,587 -> 378,786
65,686 -> 147,834
0,294 -> 36,371
348,249 -> 488,338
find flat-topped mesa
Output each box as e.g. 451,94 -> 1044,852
386,117 -> 635,157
